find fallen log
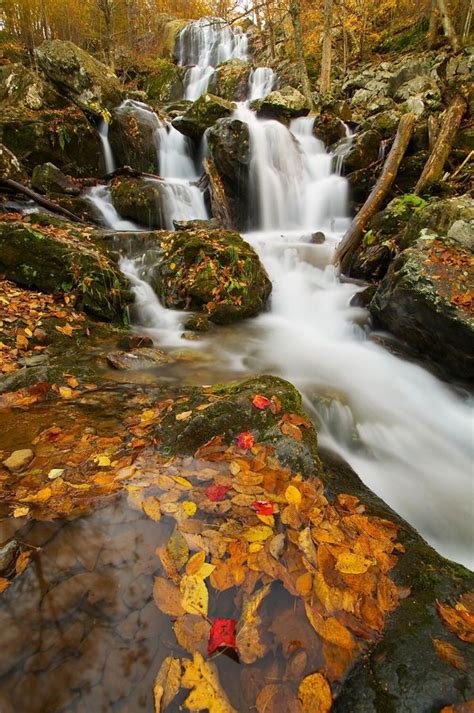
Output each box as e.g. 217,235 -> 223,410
104,165 -> 165,182
335,112 -> 416,275
0,178 -> 84,223
415,94 -> 467,195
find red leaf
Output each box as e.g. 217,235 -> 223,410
208,618 -> 237,655
236,431 -> 255,450
205,484 -> 231,502
252,499 -> 274,515
252,394 -> 271,410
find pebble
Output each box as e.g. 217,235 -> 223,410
2,449 -> 34,472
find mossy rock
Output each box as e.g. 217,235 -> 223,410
151,227 -> 272,324
110,177 -> 169,229
361,109 -> 402,139
172,94 -> 236,140
0,143 -> 27,182
0,63 -> 66,111
136,59 -> 184,103
35,40 -> 123,116
108,102 -> 161,173
312,112 -> 347,148
31,162 -> 79,195
0,215 -> 131,322
251,85 -> 309,123
0,106 -> 105,177
208,59 -> 252,101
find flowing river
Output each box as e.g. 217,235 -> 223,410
90,18 -> 473,569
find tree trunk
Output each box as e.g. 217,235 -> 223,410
462,0 -> 473,41
98,0 -> 115,69
289,0 -> 315,111
335,113 -> 416,274
320,0 -> 334,94
415,94 -> 467,194
1,179 -> 84,223
428,0 -> 439,47
436,0 -> 460,50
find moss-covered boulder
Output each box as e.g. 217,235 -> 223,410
206,118 -> 251,230
251,85 -> 309,123
0,215 -> 131,322
108,101 -> 161,173
401,195 -> 474,252
0,143 -> 27,182
172,94 -> 236,140
34,40 -> 123,117
110,177 -> 170,229
208,59 -> 252,101
0,105 -> 105,177
0,63 -> 66,111
370,235 -> 474,379
136,58 -> 184,103
360,108 -> 402,139
31,162 -> 80,195
151,227 -> 272,324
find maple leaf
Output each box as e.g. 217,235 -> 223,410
252,394 -> 271,410
208,618 -> 237,656
206,484 -> 231,502
236,432 -> 255,450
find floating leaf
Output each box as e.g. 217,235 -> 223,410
153,656 -> 181,712
166,529 -> 189,571
174,614 -> 210,655
206,484 -> 231,502
153,577 -> 185,617
236,584 -> 271,664
142,496 -> 161,522
298,672 -> 332,713
243,525 -> 273,543
180,574 -> 209,616
181,652 -> 237,713
252,499 -> 274,515
182,500 -> 197,517
208,618 -> 237,655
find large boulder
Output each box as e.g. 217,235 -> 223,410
312,112 -> 348,148
0,63 -> 66,111
370,197 -> 474,379
208,59 -> 252,101
251,85 -> 309,122
0,143 -> 27,182
172,94 -> 235,139
135,59 -> 184,103
205,118 -> 251,229
108,101 -> 161,173
0,215 -> 130,322
35,40 -> 123,116
334,129 -> 382,175
110,177 -> 173,229
150,227 -> 272,324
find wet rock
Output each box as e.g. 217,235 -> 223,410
360,109 -> 401,139
151,227 -> 272,324
0,143 -> 27,182
0,610 -> 38,676
108,101 -> 162,173
310,231 -> 325,245
335,129 -> 382,175
206,117 -> 251,229
0,539 -> 20,575
251,85 -> 309,123
117,334 -> 154,350
174,218 -> 220,230
0,62 -> 66,112
402,195 -> 474,252
110,177 -> 171,229
35,40 -> 123,116
2,449 -> 34,472
31,162 -> 80,195
163,99 -> 193,118
312,113 -> 347,147
106,348 -> 174,370
135,58 -> 184,103
172,93 -> 236,139
208,59 -> 252,101
0,216 -> 131,322
184,314 -> 210,332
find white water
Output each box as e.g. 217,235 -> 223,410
177,17 -> 249,100
105,21 -> 473,567
248,67 -> 276,101
98,121 -> 115,174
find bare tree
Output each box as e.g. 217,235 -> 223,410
289,0 -> 315,110
320,0 -> 334,93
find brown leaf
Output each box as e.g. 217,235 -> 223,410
153,577 -> 185,617
432,638 -> 467,671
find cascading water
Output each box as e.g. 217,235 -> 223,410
177,17 -> 249,100
248,67 -> 276,101
108,20 -> 472,567
98,120 -> 115,174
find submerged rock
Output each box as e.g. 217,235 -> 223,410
0,215 -> 131,322
184,314 -> 210,332
208,59 -> 252,101
151,227 -> 272,324
106,348 -> 173,370
2,449 -> 34,472
31,163 -> 80,195
251,85 -> 309,122
172,94 -> 236,139
35,40 -> 123,116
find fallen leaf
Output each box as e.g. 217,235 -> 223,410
182,500 -> 197,517
181,652 -> 237,712
298,672 -> 332,713
176,410 -> 193,421
180,574 -> 209,616
0,578 -> 10,594
236,432 -> 255,450
336,551 -> 374,575
285,484 -> 302,507
153,656 -> 181,712
142,496 -> 161,522
252,499 -> 274,515
252,394 -> 271,410
208,618 -> 237,655
206,484 -> 231,502
437,599 -> 474,643
432,638 -> 467,671
167,530 -> 189,571
153,577 -> 185,617
243,525 -> 273,543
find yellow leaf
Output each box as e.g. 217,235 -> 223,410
257,514 -> 275,527
96,455 -> 111,467
182,500 -> 197,517
154,656 -> 181,712
20,486 -> 52,503
236,583 -> 271,664
58,386 -> 76,400
248,543 -> 264,553
186,551 -> 206,575
243,525 -> 273,543
176,410 -> 192,421
66,376 -> 79,388
142,496 -> 161,522
298,672 -> 332,713
13,506 -> 29,518
295,571 -> 313,597
285,484 -> 302,507
167,530 -> 189,571
141,409 -> 156,421
181,652 -> 237,713
172,476 -> 192,489
180,574 -> 209,616
336,551 -> 374,575
55,323 -> 74,337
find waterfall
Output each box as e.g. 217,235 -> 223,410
87,185 -> 138,230
98,120 -> 115,174
248,67 -> 276,101
176,17 -> 249,100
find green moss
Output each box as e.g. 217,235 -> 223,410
391,193 -> 427,216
